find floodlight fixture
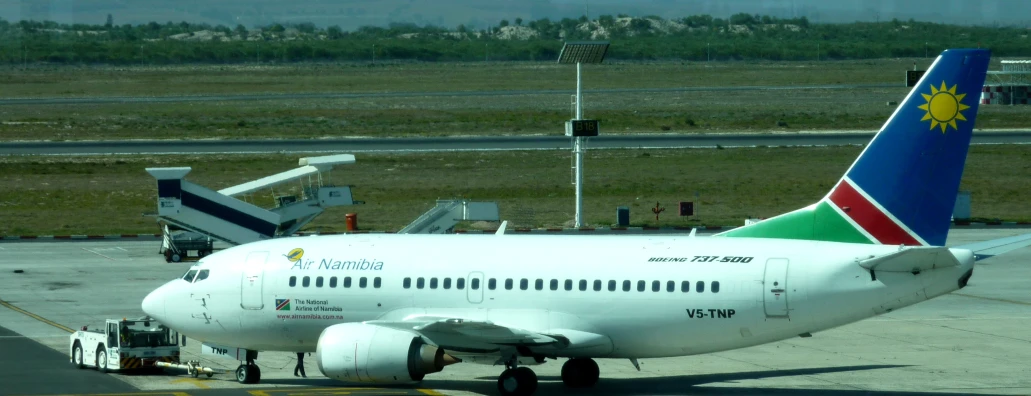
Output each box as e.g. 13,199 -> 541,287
557,41 -> 610,64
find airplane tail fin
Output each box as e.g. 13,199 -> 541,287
718,49 -> 991,247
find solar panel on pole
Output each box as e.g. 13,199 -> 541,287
558,41 -> 609,228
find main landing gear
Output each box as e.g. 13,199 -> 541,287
235,353 -> 261,384
496,357 -> 600,396
497,358 -> 537,396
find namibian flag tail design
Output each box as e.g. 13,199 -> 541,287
719,49 -> 991,247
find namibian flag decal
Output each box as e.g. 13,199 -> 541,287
275,299 -> 290,311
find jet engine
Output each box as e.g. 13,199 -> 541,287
316,323 -> 459,383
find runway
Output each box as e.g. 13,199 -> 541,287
0,83 -> 896,106
4,130 -> 1031,156
1,229 -> 1030,395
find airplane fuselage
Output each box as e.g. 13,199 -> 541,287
145,234 -> 973,360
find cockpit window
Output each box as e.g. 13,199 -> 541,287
182,270 -> 198,282
193,269 -> 210,282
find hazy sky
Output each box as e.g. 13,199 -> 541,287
1,0 -> 1027,29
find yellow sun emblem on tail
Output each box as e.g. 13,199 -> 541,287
918,81 -> 969,133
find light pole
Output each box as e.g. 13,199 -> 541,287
558,41 -> 609,228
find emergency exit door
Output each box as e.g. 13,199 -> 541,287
241,251 -> 268,310
763,258 -> 790,318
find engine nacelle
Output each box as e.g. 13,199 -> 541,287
316,323 -> 458,383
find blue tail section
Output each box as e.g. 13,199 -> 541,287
841,49 -> 991,246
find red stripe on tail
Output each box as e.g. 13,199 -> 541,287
829,181 -> 922,246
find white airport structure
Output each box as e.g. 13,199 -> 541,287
983,59 -> 1031,104
146,154 -> 361,247
398,199 -> 500,234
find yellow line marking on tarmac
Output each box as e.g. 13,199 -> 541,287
0,298 -> 75,333
170,378 -> 212,389
954,292 -> 1031,306
416,389 -> 445,395
33,393 -> 192,396
250,388 -> 420,396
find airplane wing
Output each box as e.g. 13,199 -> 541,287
365,316 -> 561,347
953,232 -> 1031,261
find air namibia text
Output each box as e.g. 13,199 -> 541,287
291,258 -> 384,271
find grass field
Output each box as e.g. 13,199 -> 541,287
1,145 -> 1028,236
3,58 -> 1029,141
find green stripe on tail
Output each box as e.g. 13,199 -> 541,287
718,201 -> 874,244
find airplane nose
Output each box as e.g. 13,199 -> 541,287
142,286 -> 167,320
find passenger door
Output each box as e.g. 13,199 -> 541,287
763,258 -> 790,318
241,251 -> 269,309
466,272 -> 484,304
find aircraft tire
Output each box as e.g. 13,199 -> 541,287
561,358 -> 600,388
236,364 -> 261,384
497,367 -> 538,396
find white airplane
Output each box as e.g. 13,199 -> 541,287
140,49 -> 1031,395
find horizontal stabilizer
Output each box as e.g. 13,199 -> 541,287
954,232 -> 1031,261
858,246 -> 959,273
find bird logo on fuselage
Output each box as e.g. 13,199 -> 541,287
285,248 -> 304,262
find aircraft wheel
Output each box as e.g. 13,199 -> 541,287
497,366 -> 538,396
561,357 -> 600,388
236,364 -> 261,384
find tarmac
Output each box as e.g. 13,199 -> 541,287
1,228 -> 1030,396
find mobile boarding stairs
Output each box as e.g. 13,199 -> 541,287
146,154 -> 362,250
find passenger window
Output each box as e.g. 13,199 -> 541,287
417,277 -> 425,289
360,277 -> 368,288
696,281 -> 705,293
316,277 -> 324,287
623,280 -> 631,292
681,281 -> 690,293
505,279 -> 513,290
520,279 -> 528,290
711,281 -> 720,293
667,280 -> 675,292
443,278 -> 452,289
535,279 -> 544,290
652,280 -> 660,292
374,277 -> 382,288
594,280 -> 602,291
550,279 -> 559,291
637,280 -> 646,292
430,278 -> 438,289
608,280 -> 617,291
403,277 -> 412,289
289,276 -> 297,287
488,278 -> 497,290
330,276 -> 338,288
471,278 -> 480,290
302,276 -> 310,287
344,277 -> 352,288
565,279 -> 573,291
195,270 -> 209,282
457,278 -> 465,290
579,280 -> 587,291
